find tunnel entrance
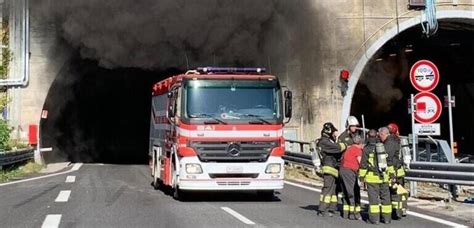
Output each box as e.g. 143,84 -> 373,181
40,55 -> 179,164
351,19 -> 474,156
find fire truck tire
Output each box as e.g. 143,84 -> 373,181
152,158 -> 161,190
172,186 -> 184,200
152,173 -> 161,190
171,161 -> 186,201
257,190 -> 275,200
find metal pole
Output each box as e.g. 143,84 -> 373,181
361,114 -> 366,142
411,94 -> 417,161
410,94 -> 417,197
34,121 -> 43,165
447,85 -> 455,203
447,85 -> 455,164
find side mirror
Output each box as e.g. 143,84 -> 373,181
284,90 -> 292,119
168,101 -> 176,118
168,90 -> 177,118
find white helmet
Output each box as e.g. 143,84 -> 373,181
346,116 -> 360,128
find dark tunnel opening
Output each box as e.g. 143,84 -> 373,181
40,54 -> 181,164
351,19 -> 474,156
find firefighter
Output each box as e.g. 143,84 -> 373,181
359,127 -> 392,224
340,135 -> 363,220
338,116 -> 361,146
387,123 -> 408,218
317,122 -> 347,217
338,115 -> 361,218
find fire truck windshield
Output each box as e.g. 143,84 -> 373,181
183,79 -> 282,124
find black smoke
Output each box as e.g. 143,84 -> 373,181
41,56 -> 178,163
35,1 -> 322,163
33,0 -> 319,70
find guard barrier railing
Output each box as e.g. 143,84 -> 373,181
0,148 -> 34,168
283,139 -> 474,186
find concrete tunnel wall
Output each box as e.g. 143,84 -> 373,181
341,10 -> 474,129
8,1 -> 474,156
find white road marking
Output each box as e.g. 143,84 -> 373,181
221,207 -> 256,225
65,176 -> 76,183
406,211 -> 468,228
41,214 -> 62,228
71,163 -> 83,171
284,181 -> 468,228
55,190 -> 71,202
0,163 -> 83,187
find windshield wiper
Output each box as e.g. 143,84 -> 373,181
237,114 -> 271,125
189,113 -> 227,125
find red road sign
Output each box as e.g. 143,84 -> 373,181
410,60 -> 440,92
414,92 -> 442,124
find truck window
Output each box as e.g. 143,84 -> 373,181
183,79 -> 282,123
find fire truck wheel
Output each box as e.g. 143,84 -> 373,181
172,186 -> 183,200
171,161 -> 186,201
152,177 -> 161,190
257,190 -> 275,201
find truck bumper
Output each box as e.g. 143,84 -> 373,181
178,156 -> 284,191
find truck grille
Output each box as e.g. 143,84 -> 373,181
217,181 -> 251,186
190,141 -> 277,162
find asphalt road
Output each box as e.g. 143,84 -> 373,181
0,164 -> 469,228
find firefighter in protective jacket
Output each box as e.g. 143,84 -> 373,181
338,115 -> 362,218
386,123 -> 407,218
338,116 -> 361,146
359,127 -> 392,224
317,122 -> 347,217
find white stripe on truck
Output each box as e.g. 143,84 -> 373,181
177,128 -> 282,138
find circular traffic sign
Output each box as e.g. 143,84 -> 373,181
410,60 -> 440,92
414,92 -> 442,124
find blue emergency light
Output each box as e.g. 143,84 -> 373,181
196,67 -> 266,74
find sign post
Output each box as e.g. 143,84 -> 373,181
410,94 -> 417,161
447,85 -> 455,164
410,94 -> 417,196
408,60 -> 441,197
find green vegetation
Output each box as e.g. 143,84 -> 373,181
0,119 -> 11,149
1,20 -> 11,79
0,162 -> 43,182
6,139 -> 30,150
0,19 -> 16,151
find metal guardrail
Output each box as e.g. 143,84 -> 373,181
283,140 -> 474,186
405,162 -> 474,186
0,148 -> 34,167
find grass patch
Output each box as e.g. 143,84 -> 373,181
0,161 -> 43,182
285,165 -> 323,183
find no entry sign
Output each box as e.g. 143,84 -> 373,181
414,92 -> 442,124
410,60 -> 440,92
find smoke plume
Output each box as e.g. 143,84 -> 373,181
359,53 -> 409,112
33,0 -> 318,70
33,0 -> 321,163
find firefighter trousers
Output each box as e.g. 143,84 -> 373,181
367,182 -> 392,223
319,174 -> 338,213
391,177 -> 407,218
340,168 -> 361,219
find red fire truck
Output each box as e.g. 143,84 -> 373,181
149,67 -> 292,200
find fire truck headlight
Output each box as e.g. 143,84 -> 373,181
265,163 -> 281,174
185,164 -> 203,174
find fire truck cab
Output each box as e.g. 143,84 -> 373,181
149,67 -> 292,200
